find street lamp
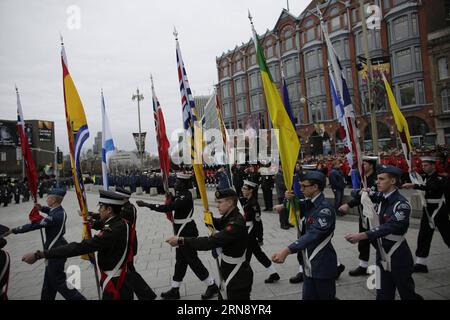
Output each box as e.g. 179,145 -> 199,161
132,88 -> 144,173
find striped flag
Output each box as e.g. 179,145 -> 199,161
101,91 -> 116,190
250,15 -> 300,205
319,14 -> 363,188
151,76 -> 173,223
174,31 -> 213,230
16,87 -> 43,223
382,72 -> 413,171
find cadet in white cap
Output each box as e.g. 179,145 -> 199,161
402,156 -> 450,273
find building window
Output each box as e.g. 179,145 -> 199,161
310,100 -> 327,122
395,48 -> 412,75
330,16 -> 340,32
393,15 -> 409,41
284,29 -> 294,51
268,64 -> 280,82
234,78 -> 244,95
223,102 -> 232,117
222,65 -> 229,77
346,67 -> 353,89
414,47 -> 422,71
250,94 -> 262,111
356,30 -> 381,54
265,39 -> 274,58
306,76 -> 324,97
411,13 -> 418,36
283,57 -> 299,78
417,80 -> 425,104
287,82 -> 300,102
305,50 -> 318,71
399,82 -> 416,106
305,27 -> 315,43
249,72 -> 261,90
442,88 -> 450,112
236,98 -> 247,114
221,83 -> 230,99
234,59 -> 242,73
438,57 -> 449,80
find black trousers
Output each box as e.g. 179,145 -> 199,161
245,235 -> 271,268
102,277 -> 134,300
262,188 -> 273,210
279,206 -> 290,227
416,207 -> 450,258
358,209 -> 371,262
254,220 -> 263,242
332,189 -> 344,212
302,276 -> 336,300
173,246 -> 209,282
125,262 -> 156,300
41,259 -> 86,300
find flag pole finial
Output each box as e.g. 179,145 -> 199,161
173,27 -> 178,40
60,33 -> 64,46
15,84 -> 18,93
150,74 -> 154,90
248,10 -> 253,25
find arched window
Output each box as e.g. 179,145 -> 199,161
265,38 -> 274,58
283,28 -> 294,51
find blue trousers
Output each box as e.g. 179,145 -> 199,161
41,259 -> 86,300
302,276 -> 336,300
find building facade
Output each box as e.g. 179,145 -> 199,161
216,0 -> 445,155
0,119 -> 55,178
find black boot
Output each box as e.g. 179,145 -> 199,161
201,283 -> 219,300
348,266 -> 368,277
161,287 -> 180,300
289,272 -> 304,284
336,264 -> 345,280
264,273 -> 280,283
413,263 -> 429,273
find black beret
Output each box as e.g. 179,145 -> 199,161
377,165 -> 403,177
215,188 -> 238,199
302,171 -> 326,185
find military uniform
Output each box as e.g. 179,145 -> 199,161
115,187 -> 156,300
365,166 -> 422,300
0,224 -> 10,300
39,190 -> 133,300
12,189 -> 86,300
144,173 -> 216,299
414,168 -> 450,269
182,189 -> 253,300
241,183 -> 279,284
259,169 -> 274,211
288,192 -> 337,300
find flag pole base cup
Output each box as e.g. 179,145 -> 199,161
135,187 -> 143,195
150,187 -> 158,196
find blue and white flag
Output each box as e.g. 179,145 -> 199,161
101,91 -> 116,190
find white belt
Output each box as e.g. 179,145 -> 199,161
173,218 -> 193,225
219,252 -> 246,300
426,198 -> 444,204
380,235 -> 405,272
424,195 -> 445,229
303,232 -> 333,278
221,254 -> 245,265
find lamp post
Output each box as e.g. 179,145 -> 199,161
132,88 -> 144,173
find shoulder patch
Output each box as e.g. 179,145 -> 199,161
318,217 -> 328,228
226,224 -> 233,232
397,203 -> 411,211
319,208 -> 332,216
394,211 -> 406,221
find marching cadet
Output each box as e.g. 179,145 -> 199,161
136,172 -> 219,300
0,224 -> 10,300
272,171 -> 338,300
345,165 -> 423,300
259,165 -> 274,211
21,190 -> 133,300
166,188 -> 253,300
13,180 -> 21,204
241,180 -> 280,283
86,187 -> 157,300
402,156 -> 450,273
339,156 -> 379,277
4,188 -> 86,300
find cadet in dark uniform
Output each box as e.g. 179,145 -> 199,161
115,187 -> 156,300
0,224 -> 10,300
21,190 -> 133,300
241,180 -> 279,283
166,188 -> 254,300
339,156 -> 379,276
273,171 -> 338,300
136,172 -> 218,300
5,188 -> 86,300
13,180 -> 21,204
345,165 -> 423,300
402,157 -> 450,273
259,166 -> 274,211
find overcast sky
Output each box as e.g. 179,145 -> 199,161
0,0 -> 309,155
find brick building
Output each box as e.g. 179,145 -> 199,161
216,0 -> 447,156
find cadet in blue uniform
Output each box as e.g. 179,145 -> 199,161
345,165 -> 423,300
5,188 -> 86,300
22,190 -> 134,300
402,157 -> 450,273
136,173 -> 218,300
166,188 -> 253,300
272,171 -> 338,300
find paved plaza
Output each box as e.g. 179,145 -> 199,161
1,189 -> 450,300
